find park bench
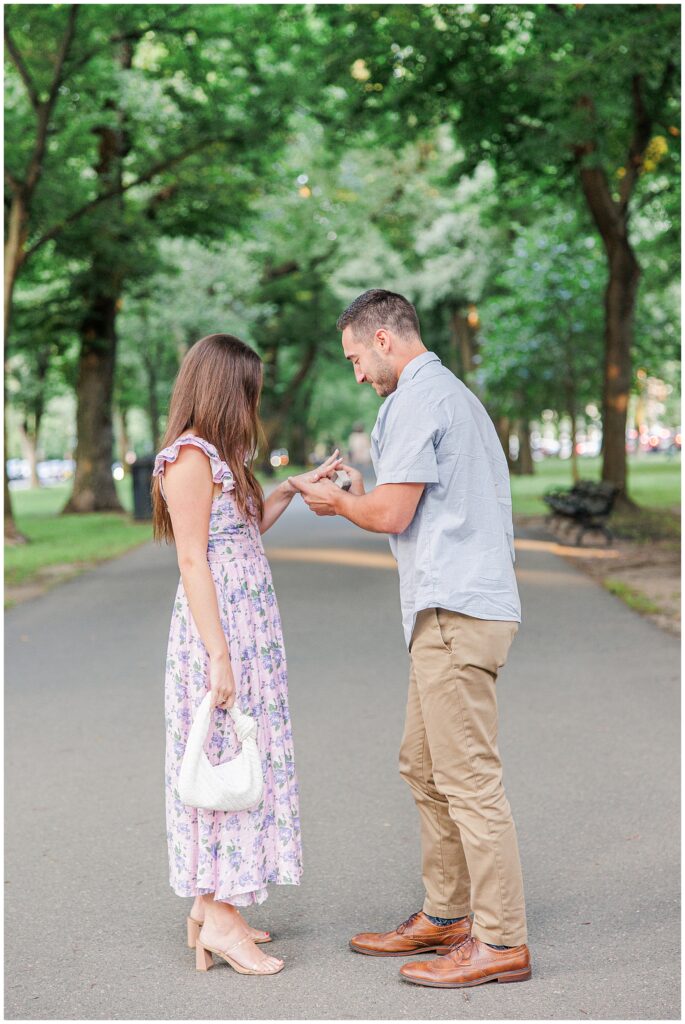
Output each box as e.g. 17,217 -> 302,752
543,480 -> 619,547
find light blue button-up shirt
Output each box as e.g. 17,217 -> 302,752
370,351 -> 521,648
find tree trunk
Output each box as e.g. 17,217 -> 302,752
4,196 -> 27,341
494,416 -> 512,468
449,308 -> 479,386
599,243 -> 639,500
63,41 -> 131,514
517,420 -> 534,475
4,408 -> 27,544
18,419 -> 40,489
576,73 -> 656,504
63,293 -> 124,512
4,194 -> 29,542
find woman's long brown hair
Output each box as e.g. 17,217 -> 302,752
152,334 -> 265,544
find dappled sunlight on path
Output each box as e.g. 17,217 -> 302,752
265,546 -> 397,569
514,537 -> 619,559
266,538 -> 619,572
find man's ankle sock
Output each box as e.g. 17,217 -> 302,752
425,914 -> 468,926
486,942 -> 511,950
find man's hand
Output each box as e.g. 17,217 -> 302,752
289,473 -> 425,533
284,449 -> 343,495
338,463 -> 365,495
292,477 -> 342,516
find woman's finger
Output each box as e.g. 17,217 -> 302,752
310,463 -> 342,482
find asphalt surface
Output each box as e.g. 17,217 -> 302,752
4,493 -> 680,1019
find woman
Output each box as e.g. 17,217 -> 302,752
152,333 -> 342,976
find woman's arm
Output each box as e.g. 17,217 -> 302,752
259,449 -> 344,534
259,480 -> 297,534
163,446 -> 235,708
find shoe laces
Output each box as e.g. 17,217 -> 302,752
396,911 -> 422,935
447,935 -> 475,960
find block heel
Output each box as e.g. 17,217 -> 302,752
195,938 -> 214,972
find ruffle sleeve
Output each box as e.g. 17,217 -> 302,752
153,435 -> 235,500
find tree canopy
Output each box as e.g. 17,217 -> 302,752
4,3 -> 680,535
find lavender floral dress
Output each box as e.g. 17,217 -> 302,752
153,434 -> 302,906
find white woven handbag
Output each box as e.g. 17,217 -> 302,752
178,693 -> 264,812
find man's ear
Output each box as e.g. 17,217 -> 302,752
374,327 -> 391,353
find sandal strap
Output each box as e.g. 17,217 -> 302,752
204,931 -> 280,972
226,934 -> 280,973
224,934 -> 252,955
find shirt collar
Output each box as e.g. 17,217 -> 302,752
397,351 -> 441,389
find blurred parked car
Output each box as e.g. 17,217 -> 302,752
37,459 -> 75,483
6,458 -> 75,486
6,458 -> 29,481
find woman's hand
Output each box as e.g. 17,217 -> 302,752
286,449 -> 343,494
209,650 -> 236,709
260,450 -> 342,534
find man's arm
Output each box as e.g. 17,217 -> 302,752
293,478 -> 424,534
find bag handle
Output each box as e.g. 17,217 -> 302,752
228,703 -> 257,742
194,691 -> 257,743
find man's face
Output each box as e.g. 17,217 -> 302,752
341,326 -> 398,397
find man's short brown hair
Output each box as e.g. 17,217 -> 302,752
336,289 -> 421,343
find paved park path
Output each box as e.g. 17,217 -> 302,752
5,496 -> 680,1019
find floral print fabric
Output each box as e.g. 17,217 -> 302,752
153,434 -> 302,906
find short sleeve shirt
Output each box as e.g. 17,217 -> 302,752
370,351 -> 521,648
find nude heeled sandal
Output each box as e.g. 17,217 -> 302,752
187,915 -> 271,948
195,933 -> 284,975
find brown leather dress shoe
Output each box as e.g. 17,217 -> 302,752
349,911 -> 471,957
399,936 -> 532,987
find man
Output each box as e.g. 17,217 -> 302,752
291,289 -> 531,988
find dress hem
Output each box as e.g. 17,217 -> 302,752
170,877 -> 302,906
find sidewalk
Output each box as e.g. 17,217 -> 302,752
4,503 -> 680,1019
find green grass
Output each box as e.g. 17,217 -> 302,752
5,478 -> 153,592
510,454 -> 681,516
603,579 -> 663,616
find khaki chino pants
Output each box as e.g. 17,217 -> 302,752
399,607 -> 527,947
